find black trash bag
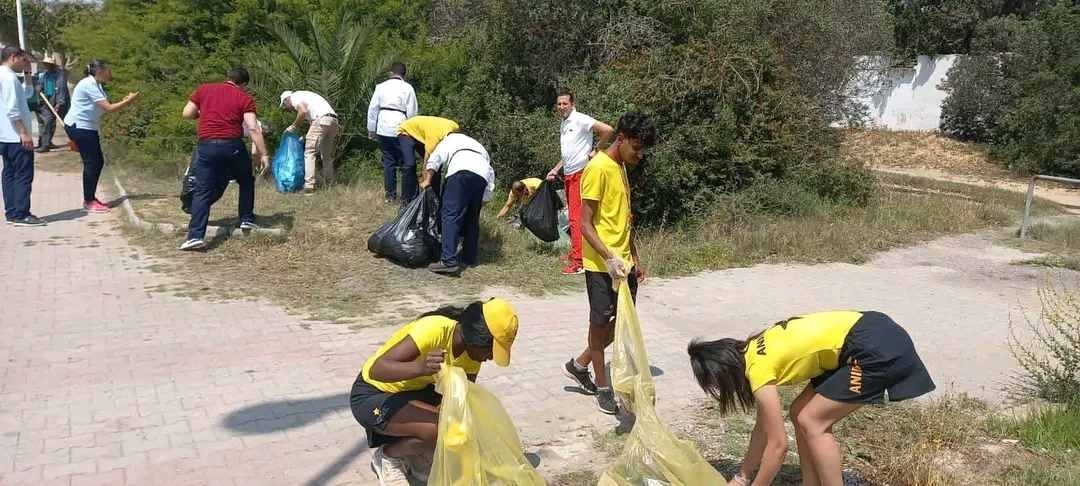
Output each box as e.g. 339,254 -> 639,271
520,181 -> 564,242
180,155 -> 196,214
368,189 -> 441,267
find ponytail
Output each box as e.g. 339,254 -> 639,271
85,59 -> 108,77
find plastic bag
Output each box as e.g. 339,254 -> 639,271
272,132 -> 305,193
428,365 -> 546,486
520,181 -> 564,243
368,188 -> 441,267
599,280 -> 727,486
180,151 -> 197,214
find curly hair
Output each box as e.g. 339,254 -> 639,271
616,111 -> 658,148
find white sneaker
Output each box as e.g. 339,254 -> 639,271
179,238 -> 206,251
371,447 -> 411,486
407,451 -> 433,483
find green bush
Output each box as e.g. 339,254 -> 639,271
1008,278 -> 1080,404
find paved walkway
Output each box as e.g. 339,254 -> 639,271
1,155 -> 1066,485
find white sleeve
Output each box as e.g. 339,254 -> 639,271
580,113 -> 598,132
483,164 -> 496,202
426,142 -> 449,172
2,77 -> 19,122
406,85 -> 418,118
366,85 -> 381,133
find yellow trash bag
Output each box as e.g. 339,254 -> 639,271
428,365 -> 547,486
599,280 -> 727,486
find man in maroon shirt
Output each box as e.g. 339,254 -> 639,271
179,66 -> 269,251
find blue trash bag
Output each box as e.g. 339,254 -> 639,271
272,132 -> 305,193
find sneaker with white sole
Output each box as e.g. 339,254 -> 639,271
179,238 -> 206,251
239,221 -> 260,230
370,447 -> 411,486
12,215 -> 46,227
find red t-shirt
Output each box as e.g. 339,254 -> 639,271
190,81 -> 257,140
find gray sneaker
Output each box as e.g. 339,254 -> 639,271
564,359 -> 597,395
179,238 -> 206,251
371,447 -> 411,486
12,215 -> 46,227
597,388 -> 619,415
239,221 -> 260,230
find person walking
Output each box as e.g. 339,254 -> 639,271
419,132 -> 495,276
561,112 -> 656,414
545,89 -> 614,276
33,55 -> 69,153
179,66 -> 269,251
1,47 -> 44,227
367,63 -> 419,203
62,60 -> 139,213
279,90 -> 340,194
688,311 -> 935,486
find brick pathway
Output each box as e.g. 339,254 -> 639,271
1,152 -> 1060,485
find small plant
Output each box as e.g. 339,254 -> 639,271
1008,277 -> 1080,403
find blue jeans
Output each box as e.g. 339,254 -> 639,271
65,125 -> 104,202
379,135 -> 420,203
440,172 -> 487,267
1,142 -> 34,220
186,140 -> 255,240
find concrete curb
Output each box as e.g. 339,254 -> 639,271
113,177 -> 286,239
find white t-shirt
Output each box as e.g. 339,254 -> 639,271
0,66 -> 33,143
366,77 -> 418,137
426,133 -> 495,201
559,110 -> 598,175
288,91 -> 336,121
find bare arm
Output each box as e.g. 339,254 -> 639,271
497,191 -> 519,218
546,160 -> 564,181
368,336 -> 444,383
738,385 -> 788,486
592,121 -> 614,153
288,103 -> 307,132
182,101 -> 199,119
580,199 -> 612,261
244,112 -> 269,160
95,92 -> 139,113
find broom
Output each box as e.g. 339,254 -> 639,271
38,92 -> 77,152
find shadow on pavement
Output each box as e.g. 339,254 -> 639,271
221,393 -> 349,434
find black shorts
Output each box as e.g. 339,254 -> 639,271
349,374 -> 441,448
585,269 -> 639,327
811,311 -> 936,404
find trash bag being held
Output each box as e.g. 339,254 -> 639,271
180,155 -> 196,215
368,189 -> 441,267
428,365 -> 546,486
520,181 -> 564,243
272,132 -> 305,193
599,279 -> 727,486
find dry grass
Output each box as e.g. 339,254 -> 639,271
841,130 -> 1011,181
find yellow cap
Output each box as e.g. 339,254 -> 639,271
482,298 -> 519,367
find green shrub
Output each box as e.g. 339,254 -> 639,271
1008,278 -> 1080,403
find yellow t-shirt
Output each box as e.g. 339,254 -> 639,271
521,178 -> 542,196
580,152 -> 632,272
361,315 -> 482,393
397,116 -> 460,161
744,311 -> 863,392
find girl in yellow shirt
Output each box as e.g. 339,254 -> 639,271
688,311 -> 934,486
350,298 -> 519,485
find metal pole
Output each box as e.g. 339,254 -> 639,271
1020,177 -> 1037,239
16,0 -> 28,49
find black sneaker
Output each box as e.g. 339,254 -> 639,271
563,359 -> 597,395
596,388 -> 619,415
239,221 -> 260,230
428,262 -> 461,275
12,215 -> 46,227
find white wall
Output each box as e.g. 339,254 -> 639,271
844,55 -> 958,131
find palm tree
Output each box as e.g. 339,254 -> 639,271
249,12 -> 395,165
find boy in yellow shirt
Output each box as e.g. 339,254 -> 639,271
496,177 -> 543,221
561,112 -> 657,415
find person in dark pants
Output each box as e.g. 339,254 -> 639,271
1,46 -> 44,227
34,55 -> 69,153
419,133 -> 495,275
395,116 -> 459,203
179,66 -> 269,251
367,63 -> 418,202
63,60 -> 139,213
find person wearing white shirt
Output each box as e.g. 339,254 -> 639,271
367,63 -> 419,202
545,89 -> 614,275
0,47 -> 44,226
280,90 -> 340,193
419,133 -> 495,275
